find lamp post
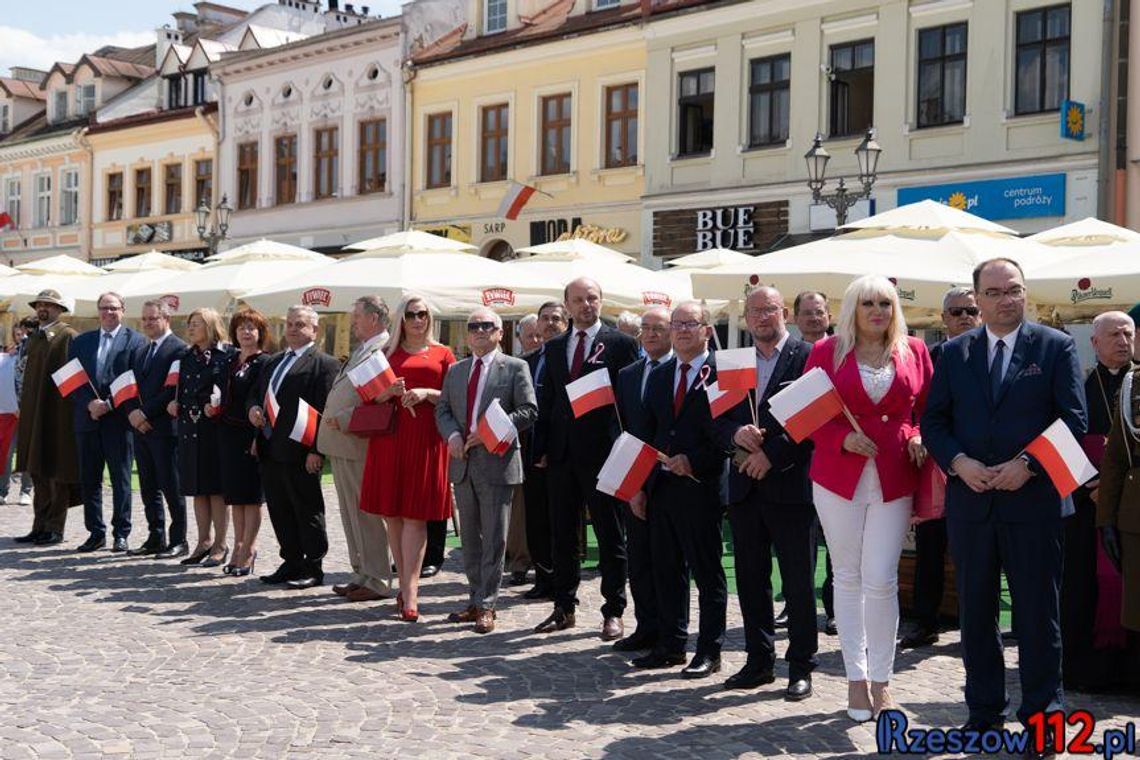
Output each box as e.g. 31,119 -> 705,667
803,128 -> 882,228
195,195 -> 232,256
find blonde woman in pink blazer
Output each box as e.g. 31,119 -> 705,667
804,274 -> 933,722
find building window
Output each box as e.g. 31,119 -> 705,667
275,134 -> 298,205
829,39 -> 875,138
75,84 -> 95,116
484,0 -> 507,34
595,0 -> 619,7
748,54 -> 791,147
194,159 -> 213,208
192,72 -> 207,105
313,126 -> 339,200
677,68 -> 714,156
237,142 -> 258,210
60,168 -> 79,225
426,112 -> 452,189
358,119 -> 387,194
164,164 -> 182,215
0,104 -> 9,134
480,103 -> 509,182
1015,4 -> 1070,115
917,23 -> 967,127
135,167 -> 152,218
540,93 -> 571,175
604,83 -> 638,168
106,172 -> 122,221
53,90 -> 67,121
4,178 -> 19,228
166,75 -> 183,110
33,174 -> 50,228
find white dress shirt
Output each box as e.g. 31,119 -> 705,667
642,350 -> 674,399
465,349 -> 498,436
673,350 -> 709,400
985,323 -> 1021,383
755,331 -> 790,397
566,320 -> 603,367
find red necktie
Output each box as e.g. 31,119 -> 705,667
569,330 -> 587,380
674,363 -> 690,417
466,357 -> 483,433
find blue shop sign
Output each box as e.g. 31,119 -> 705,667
896,173 -> 1066,220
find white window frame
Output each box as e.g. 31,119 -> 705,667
33,173 -> 51,228
4,177 -> 19,227
53,89 -> 68,121
594,0 -> 620,8
484,0 -> 507,34
75,84 -> 96,116
60,168 -> 79,226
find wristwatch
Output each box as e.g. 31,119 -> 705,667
1018,453 -> 1035,475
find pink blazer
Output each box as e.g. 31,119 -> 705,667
804,335 -> 933,502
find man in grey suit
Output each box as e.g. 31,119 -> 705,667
436,308 -> 537,634
318,296 -> 394,602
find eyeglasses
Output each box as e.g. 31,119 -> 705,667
466,321 -> 497,333
670,320 -> 706,332
860,300 -> 893,310
980,286 -> 1026,300
946,306 -> 980,317
746,305 -> 782,318
404,310 -> 430,321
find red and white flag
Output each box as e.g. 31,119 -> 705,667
566,368 -> 615,418
705,379 -> 749,420
477,398 -> 518,455
51,357 -> 89,397
347,351 -> 398,402
164,359 -> 181,387
597,432 -> 659,502
715,348 -> 757,392
0,211 -> 13,231
288,398 -> 320,447
767,367 -> 845,442
109,370 -> 139,407
1025,419 -> 1098,498
264,388 -> 281,427
496,181 -> 537,221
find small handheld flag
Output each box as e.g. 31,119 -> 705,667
288,398 -> 320,447
347,351 -> 398,402
767,367 -> 846,442
109,370 -> 139,407
477,398 -> 518,455
1025,419 -> 1098,498
164,359 -> 181,388
565,368 -> 615,418
52,358 -> 90,398
596,432 -> 660,502
714,348 -> 757,392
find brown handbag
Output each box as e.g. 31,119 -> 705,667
347,401 -> 398,438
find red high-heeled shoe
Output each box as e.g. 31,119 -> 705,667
400,606 -> 418,622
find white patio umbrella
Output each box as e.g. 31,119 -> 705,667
207,238 -> 331,264
665,248 -> 755,269
343,229 -> 477,254
505,256 -> 691,315
1022,218 -> 1140,315
69,251 -> 201,318
841,198 -> 1019,235
1027,217 -> 1140,246
0,254 -> 106,315
514,238 -> 634,262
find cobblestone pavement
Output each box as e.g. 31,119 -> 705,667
1,485 -> 1136,759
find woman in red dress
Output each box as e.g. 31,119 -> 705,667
359,295 -> 455,621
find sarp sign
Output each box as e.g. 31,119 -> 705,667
897,173 -> 1065,220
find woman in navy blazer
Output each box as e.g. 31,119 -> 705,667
804,275 -> 933,721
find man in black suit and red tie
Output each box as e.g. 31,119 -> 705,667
533,277 -> 639,639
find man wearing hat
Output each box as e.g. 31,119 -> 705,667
14,289 -> 81,545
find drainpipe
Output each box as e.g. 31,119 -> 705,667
1129,0 -> 1140,228
402,59 -> 416,232
1096,0 -> 1113,220
75,126 -> 93,261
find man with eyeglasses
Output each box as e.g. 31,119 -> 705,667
68,292 -> 147,553
436,309 -> 536,634
924,258 -> 1086,750
793,291 -> 831,344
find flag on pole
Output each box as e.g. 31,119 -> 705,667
477,398 -> 518,455
264,388 -> 281,427
109,370 -> 139,407
0,211 -> 12,231
347,351 -> 398,402
496,181 -> 538,221
51,358 -> 89,397
705,379 -> 749,419
164,359 -> 181,387
1025,419 -> 1098,498
714,348 -> 757,392
597,432 -> 660,502
767,366 -> 845,442
288,398 -> 320,447
565,368 -> 615,418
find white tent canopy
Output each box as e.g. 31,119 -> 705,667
514,238 -> 635,262
343,229 -> 477,255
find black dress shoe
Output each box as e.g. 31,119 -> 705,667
631,650 -> 687,669
286,574 -> 324,590
724,661 -> 776,689
824,617 -> 838,635
419,564 -> 440,578
681,652 -> 721,679
507,570 -> 529,586
155,542 -> 188,559
260,566 -> 295,585
774,605 -> 789,628
127,540 -> 162,556
34,531 -> 63,546
612,631 -> 657,652
110,537 -> 129,553
785,676 -> 813,701
523,584 -> 552,600
899,627 -> 939,648
13,530 -> 43,544
1025,729 -> 1056,759
534,608 -> 575,633
960,719 -> 1005,734
76,535 -> 106,552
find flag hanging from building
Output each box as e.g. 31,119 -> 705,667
164,359 -> 181,387
714,348 -> 757,392
566,368 -> 615,418
347,351 -> 398,402
52,358 -> 90,397
109,370 -> 139,407
1025,419 -> 1098,498
477,398 -> 518,455
288,398 -> 320,447
705,379 -> 749,419
597,432 -> 660,502
0,211 -> 12,231
496,181 -> 538,221
767,366 -> 845,442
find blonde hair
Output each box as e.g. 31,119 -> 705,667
833,275 -> 911,367
187,307 -> 227,347
386,294 -> 441,357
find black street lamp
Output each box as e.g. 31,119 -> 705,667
804,128 -> 882,228
195,195 -> 232,256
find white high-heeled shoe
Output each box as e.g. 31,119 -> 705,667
847,707 -> 873,722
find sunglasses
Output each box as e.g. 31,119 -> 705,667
947,306 -> 980,317
404,310 -> 430,320
467,321 -> 497,333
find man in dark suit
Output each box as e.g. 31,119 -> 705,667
923,258 -> 1086,750
69,292 -> 146,553
629,301 -> 727,677
248,305 -> 338,589
612,306 -> 672,653
533,277 -> 639,638
123,299 -> 188,558
714,285 -> 817,699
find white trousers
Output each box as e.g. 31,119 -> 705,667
813,464 -> 911,683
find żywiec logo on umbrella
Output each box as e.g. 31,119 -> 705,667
302,287 -> 332,307
888,277 -> 916,302
641,291 -> 671,307
481,288 -> 515,307
1071,277 -> 1112,304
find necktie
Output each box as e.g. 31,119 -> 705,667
143,341 -> 157,374
97,331 -> 113,381
989,339 -> 1006,402
466,356 -> 484,433
270,350 -> 296,395
641,358 -> 659,401
569,330 -> 587,380
674,363 -> 690,416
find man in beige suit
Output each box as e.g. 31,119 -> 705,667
318,295 -> 393,601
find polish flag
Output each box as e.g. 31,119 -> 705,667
496,181 -> 538,221
51,357 -> 89,397
705,379 -> 749,419
164,359 -> 181,387
288,398 -> 320,447
109,370 -> 139,407
264,388 -> 281,427
767,367 -> 845,442
1025,419 -> 1098,498
715,348 -> 757,392
347,351 -> 398,402
477,398 -> 518,455
0,211 -> 12,230
565,368 -> 615,418
596,432 -> 660,502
